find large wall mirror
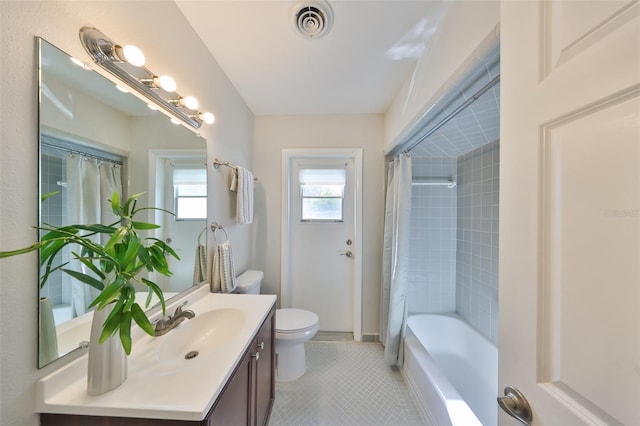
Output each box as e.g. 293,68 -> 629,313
38,38 -> 208,367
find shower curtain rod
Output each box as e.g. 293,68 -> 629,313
40,141 -> 124,166
412,178 -> 457,188
402,74 -> 500,154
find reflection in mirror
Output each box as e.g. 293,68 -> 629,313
38,38 -> 207,367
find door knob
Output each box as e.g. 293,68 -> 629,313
497,386 -> 532,426
339,250 -> 353,258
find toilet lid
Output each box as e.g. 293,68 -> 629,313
276,308 -> 319,333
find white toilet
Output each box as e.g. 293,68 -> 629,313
234,270 -> 319,381
234,270 -> 264,294
274,308 -> 319,381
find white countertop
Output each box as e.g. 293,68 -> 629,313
36,287 -> 276,421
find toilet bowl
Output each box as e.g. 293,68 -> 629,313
275,308 -> 319,382
234,270 -> 319,381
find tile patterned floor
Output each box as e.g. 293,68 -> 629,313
269,341 -> 425,426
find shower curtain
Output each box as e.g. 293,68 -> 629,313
380,154 -> 412,367
66,156 -> 122,317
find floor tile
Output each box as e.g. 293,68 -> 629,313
270,341 -> 424,426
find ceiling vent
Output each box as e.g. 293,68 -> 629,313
291,1 -> 334,39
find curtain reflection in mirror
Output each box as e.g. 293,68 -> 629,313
40,135 -> 125,321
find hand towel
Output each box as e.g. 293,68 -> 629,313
192,243 -> 207,286
210,241 -> 237,293
233,167 -> 254,224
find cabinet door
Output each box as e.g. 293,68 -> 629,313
254,309 -> 275,426
206,349 -> 251,426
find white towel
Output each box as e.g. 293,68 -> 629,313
192,243 -> 207,286
210,241 -> 237,293
230,167 -> 254,224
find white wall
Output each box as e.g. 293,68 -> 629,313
384,0 -> 499,153
253,115 -> 385,335
0,2 -> 253,424
41,73 -> 131,153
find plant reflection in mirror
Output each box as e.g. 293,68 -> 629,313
0,192 -> 179,354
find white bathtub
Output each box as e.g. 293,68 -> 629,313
402,314 -> 498,426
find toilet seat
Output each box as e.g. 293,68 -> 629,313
276,308 -> 319,333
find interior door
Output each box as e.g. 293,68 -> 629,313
500,1 -> 639,424
289,157 -> 355,333
160,156 -> 208,292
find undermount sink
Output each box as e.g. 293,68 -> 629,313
156,308 -> 246,365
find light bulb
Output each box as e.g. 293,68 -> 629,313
170,118 -> 181,125
201,112 -> 215,124
115,84 -> 129,93
147,104 -> 158,111
115,44 -> 145,67
156,75 -> 176,92
183,96 -> 199,110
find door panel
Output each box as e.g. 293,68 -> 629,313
289,157 -> 355,332
545,1 -> 638,72
543,96 -> 639,424
501,0 -> 639,424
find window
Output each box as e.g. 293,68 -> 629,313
173,166 -> 207,220
299,168 -> 346,221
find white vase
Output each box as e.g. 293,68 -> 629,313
87,304 -> 127,396
39,297 -> 59,367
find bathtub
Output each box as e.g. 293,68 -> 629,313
402,314 -> 498,426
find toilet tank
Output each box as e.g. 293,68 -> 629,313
235,270 -> 264,294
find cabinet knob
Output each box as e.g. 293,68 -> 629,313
258,341 -> 265,350
251,352 -> 260,360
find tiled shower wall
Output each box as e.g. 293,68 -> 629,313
456,141 -> 499,343
407,157 -> 458,313
407,141 -> 499,343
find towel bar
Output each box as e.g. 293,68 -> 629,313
213,158 -> 258,181
210,222 -> 229,242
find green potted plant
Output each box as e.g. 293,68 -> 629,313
0,192 -> 179,394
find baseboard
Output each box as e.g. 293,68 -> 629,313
361,333 -> 379,342
312,332 -> 353,341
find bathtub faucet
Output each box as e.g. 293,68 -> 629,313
153,302 -> 195,336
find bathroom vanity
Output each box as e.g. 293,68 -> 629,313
37,289 -> 276,426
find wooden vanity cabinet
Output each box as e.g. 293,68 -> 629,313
253,304 -> 275,426
40,306 -> 275,426
207,306 -> 275,426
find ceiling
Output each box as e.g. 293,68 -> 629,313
175,0 -> 449,116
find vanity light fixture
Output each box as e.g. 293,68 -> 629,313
114,44 -> 145,67
182,96 -> 199,110
199,112 -> 215,125
169,95 -> 199,110
79,26 -> 214,129
140,75 -> 177,93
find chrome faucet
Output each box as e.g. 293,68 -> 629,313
154,302 -> 196,336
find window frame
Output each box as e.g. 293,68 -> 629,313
298,169 -> 346,223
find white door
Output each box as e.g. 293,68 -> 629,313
282,151 -> 362,335
149,154 -> 207,293
500,1 -> 639,424
162,158 -> 208,292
